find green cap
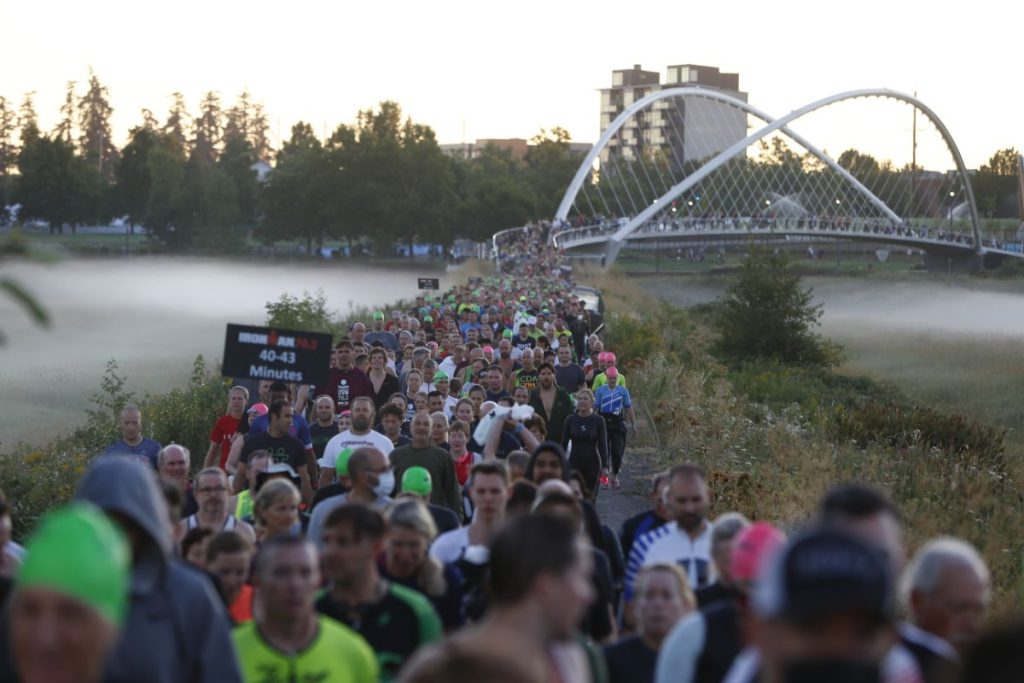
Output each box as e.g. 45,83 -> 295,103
17,503 -> 131,626
502,329 -> 513,338
424,315 -> 434,323
373,311 -> 385,321
336,447 -> 354,477
402,466 -> 432,496
434,370 -> 449,380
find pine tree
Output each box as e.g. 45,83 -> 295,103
0,97 -> 15,208
163,92 -> 190,152
54,81 -> 77,142
191,91 -> 223,166
77,68 -> 118,180
18,92 -> 39,145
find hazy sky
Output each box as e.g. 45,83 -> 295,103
3,0 -> 1020,171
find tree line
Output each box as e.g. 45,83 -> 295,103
0,72 -> 583,252
1,72 -> 1019,252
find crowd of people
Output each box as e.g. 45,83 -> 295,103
551,214 -> 991,251
0,222 -> 1017,683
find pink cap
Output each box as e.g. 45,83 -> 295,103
605,352 -> 617,365
247,402 -> 268,416
605,366 -> 619,379
483,345 -> 494,355
730,522 -> 786,583
598,351 -> 611,363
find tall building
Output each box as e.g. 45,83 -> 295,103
599,64 -> 748,167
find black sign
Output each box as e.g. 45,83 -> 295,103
222,324 -> 333,386
418,277 -> 440,290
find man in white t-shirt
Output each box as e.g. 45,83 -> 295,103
318,396 -> 393,487
625,463 -> 714,604
430,461 -> 509,565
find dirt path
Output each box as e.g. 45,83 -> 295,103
595,445 -> 658,532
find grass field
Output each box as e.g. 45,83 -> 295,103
833,330 -> 1024,442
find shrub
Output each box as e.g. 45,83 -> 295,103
0,356 -> 231,540
712,248 -> 842,367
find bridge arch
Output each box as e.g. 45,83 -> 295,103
556,88 -> 981,256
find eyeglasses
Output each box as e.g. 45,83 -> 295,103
197,485 -> 228,494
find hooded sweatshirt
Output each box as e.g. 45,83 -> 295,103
74,457 -> 242,683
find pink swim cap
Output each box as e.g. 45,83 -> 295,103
731,522 -> 786,583
605,366 -> 619,379
598,352 -> 611,363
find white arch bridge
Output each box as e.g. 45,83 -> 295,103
548,88 -> 1021,270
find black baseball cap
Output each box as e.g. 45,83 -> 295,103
754,528 -> 894,624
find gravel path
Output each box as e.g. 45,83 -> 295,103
595,445 -> 658,532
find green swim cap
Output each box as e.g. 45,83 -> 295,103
502,329 -> 513,338
402,466 -> 432,496
336,447 -> 354,477
17,503 -> 131,626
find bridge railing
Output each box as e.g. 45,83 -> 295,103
552,216 -> 1017,253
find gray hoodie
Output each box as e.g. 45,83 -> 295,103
75,456 -> 242,683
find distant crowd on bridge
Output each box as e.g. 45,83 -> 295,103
550,213 -> 1016,252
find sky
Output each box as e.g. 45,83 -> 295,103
3,0 -> 1021,172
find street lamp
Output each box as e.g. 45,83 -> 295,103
948,190 -> 955,230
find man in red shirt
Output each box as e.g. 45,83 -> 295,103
204,386 -> 249,469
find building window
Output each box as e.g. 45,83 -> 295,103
612,72 -> 624,86
667,67 -> 678,84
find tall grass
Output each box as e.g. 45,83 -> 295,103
611,286 -> 1024,611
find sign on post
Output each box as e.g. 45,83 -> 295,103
417,277 -> 440,290
222,324 -> 333,386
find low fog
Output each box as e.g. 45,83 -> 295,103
0,258 -> 453,450
652,277 -> 1024,340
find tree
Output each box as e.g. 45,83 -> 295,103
0,97 -> 16,207
16,133 -> 102,230
713,248 -> 840,366
77,69 -> 118,181
454,143 -> 535,240
259,122 -> 334,252
979,148 -> 1020,176
53,81 -> 77,143
143,134 -> 187,241
116,123 -> 159,231
18,92 -> 39,146
163,92 -> 190,152
191,91 -> 223,166
526,127 -> 583,216
219,130 -> 259,227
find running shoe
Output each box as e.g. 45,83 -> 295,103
611,475 -> 621,489
599,474 -> 610,489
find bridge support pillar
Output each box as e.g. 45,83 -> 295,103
923,251 -> 984,274
604,238 -> 623,268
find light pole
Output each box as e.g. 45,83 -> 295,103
948,190 -> 955,231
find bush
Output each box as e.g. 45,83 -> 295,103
0,357 -> 231,540
713,248 -> 841,367
264,289 -> 342,336
730,360 -> 897,414
832,402 -> 1007,471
